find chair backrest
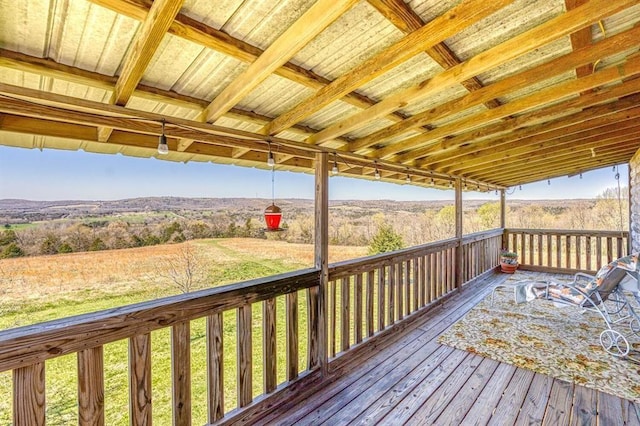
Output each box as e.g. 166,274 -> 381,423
587,253 -> 639,302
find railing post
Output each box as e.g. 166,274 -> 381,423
455,178 -> 463,290
313,152 -> 329,376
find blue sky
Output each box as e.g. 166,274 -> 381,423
0,146 -> 628,201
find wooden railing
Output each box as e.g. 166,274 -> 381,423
326,229 -> 503,358
504,228 -> 630,273
0,230 -> 504,425
0,269 -> 321,425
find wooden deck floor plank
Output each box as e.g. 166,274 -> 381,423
596,391 -> 626,426
542,379 -> 575,425
487,367 -> 536,425
266,277 -> 496,424
569,384 -> 597,425
390,352 -> 483,425
344,345 -> 458,425
459,362 -> 518,426
431,357 -> 502,425
627,401 -> 640,426
307,342 -> 451,426
253,273 -> 640,425
514,373 -> 554,426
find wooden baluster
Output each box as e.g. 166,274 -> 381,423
341,277 -> 350,352
528,233 -> 534,266
412,257 -> 419,312
537,234 -> 542,266
546,234 -> 552,268
377,266 -> 385,332
207,313 -> 224,423
388,263 -> 395,325
129,333 -> 152,426
354,273 -> 363,344
565,235 -> 571,269
307,286 -> 320,370
263,298 -> 277,393
596,236 -> 603,270
237,306 -> 252,408
419,255 -> 426,307
404,261 -> 411,315
576,236 -> 582,270
431,252 -> 438,299
366,270 -> 374,338
607,237 -> 613,263
172,321 -> 191,425
617,237 -> 623,258
78,346 -> 104,426
556,234 -> 562,268
586,236 -> 592,271
329,280 -> 336,358
396,262 -> 403,320
14,362 -> 45,426
286,292 -> 299,379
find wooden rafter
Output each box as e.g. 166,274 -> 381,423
367,0 -> 501,110
308,0 -> 635,146
97,0 -> 185,142
566,0 -> 595,80
349,24 -> 640,153
263,0 -> 513,137
201,0 -> 359,125
373,53 -> 640,160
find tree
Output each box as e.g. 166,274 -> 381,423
477,202 -> 501,230
157,243 -> 207,293
1,243 -> 24,258
40,234 -> 60,255
368,223 -> 404,254
0,229 -> 18,246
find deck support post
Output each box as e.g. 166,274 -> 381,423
313,152 -> 329,376
455,178 -> 463,291
500,189 -> 507,250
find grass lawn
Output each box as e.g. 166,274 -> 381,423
0,238 -> 367,424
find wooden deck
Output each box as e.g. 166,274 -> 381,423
255,273 -> 640,425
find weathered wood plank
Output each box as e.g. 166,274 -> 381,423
461,362 -> 517,425
366,271 -> 374,337
330,280 -> 337,358
595,391 -> 626,426
78,346 -> 104,426
396,262 -> 404,320
354,273 -> 363,344
377,266 -> 386,332
388,263 -> 396,326
129,333 -> 152,426
286,291 -> 299,380
237,305 -> 252,408
488,368 -> 535,425
263,298 -> 277,393
172,321 -> 191,425
341,277 -> 351,352
206,313 -> 224,422
541,379 -> 574,425
570,385 -> 597,425
13,362 -> 45,426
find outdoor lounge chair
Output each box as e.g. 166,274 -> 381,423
515,253 -> 640,358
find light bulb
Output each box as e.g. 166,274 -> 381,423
406,174 -> 411,183
157,134 -> 169,155
332,162 -> 339,175
267,151 -> 275,167
374,169 -> 380,180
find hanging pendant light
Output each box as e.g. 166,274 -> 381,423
332,152 -> 339,175
157,119 -> 169,155
267,142 -> 275,167
374,162 -> 381,180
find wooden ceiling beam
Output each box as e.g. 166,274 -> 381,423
374,54 -> 640,160
475,144 -> 638,185
264,0 -> 512,137
201,0 -> 359,124
85,0 -> 413,129
98,0 -> 185,142
407,77 -> 640,166
367,0 -> 501,110
433,113 -> 640,174
350,24 -> 640,153
454,126 -> 640,178
566,0 -> 595,80
309,0 -> 635,146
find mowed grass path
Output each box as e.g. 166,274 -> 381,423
0,238 -> 366,424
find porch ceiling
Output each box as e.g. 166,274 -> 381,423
0,0 -> 639,191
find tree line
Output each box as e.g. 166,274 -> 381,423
0,187 -> 628,258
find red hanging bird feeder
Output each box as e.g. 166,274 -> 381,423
264,203 -> 282,231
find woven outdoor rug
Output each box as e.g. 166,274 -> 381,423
438,271 -> 640,402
